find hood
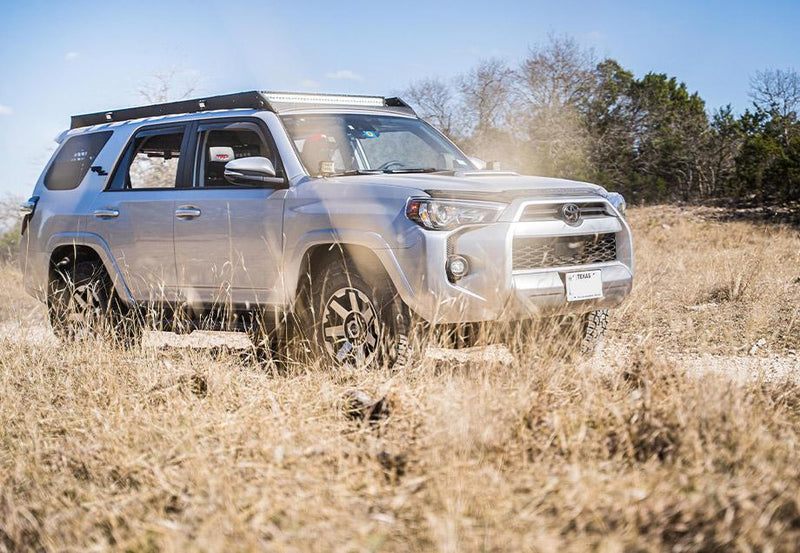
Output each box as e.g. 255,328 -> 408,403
321,171 -> 607,201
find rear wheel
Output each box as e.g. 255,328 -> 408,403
48,259 -> 142,347
298,255 -> 410,370
246,313 -> 294,368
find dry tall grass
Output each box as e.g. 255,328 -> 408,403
1,206 -> 799,552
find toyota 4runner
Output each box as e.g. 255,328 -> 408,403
19,91 -> 633,369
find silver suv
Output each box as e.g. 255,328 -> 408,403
18,91 -> 633,368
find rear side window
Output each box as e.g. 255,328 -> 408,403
127,131 -> 184,189
107,126 -> 187,190
44,131 -> 112,190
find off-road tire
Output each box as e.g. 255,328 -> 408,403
579,309 -> 608,356
508,311 -> 607,359
48,259 -> 142,347
296,255 -> 411,370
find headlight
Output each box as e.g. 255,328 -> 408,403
606,192 -> 627,218
406,198 -> 506,230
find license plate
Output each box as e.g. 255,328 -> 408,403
566,270 -> 603,302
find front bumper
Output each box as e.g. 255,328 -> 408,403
388,197 -> 634,324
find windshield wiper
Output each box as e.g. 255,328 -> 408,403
328,168 -> 443,177
329,169 -> 384,177
383,167 -> 442,174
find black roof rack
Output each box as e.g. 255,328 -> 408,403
70,90 -> 416,129
70,91 -> 270,129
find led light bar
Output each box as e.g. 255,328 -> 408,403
262,92 -> 385,107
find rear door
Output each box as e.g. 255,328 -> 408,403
86,124 -> 191,303
173,119 -> 287,311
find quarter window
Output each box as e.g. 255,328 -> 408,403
44,131 -> 112,190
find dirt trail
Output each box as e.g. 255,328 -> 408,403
587,341 -> 800,384
2,319 -> 796,383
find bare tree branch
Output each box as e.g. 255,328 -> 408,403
517,34 -> 596,111
457,58 -> 515,134
0,195 -> 22,233
137,68 -> 200,104
403,77 -> 458,136
749,68 -> 800,118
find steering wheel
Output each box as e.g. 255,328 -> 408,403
377,160 -> 405,171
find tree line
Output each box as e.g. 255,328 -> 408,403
403,36 -> 800,205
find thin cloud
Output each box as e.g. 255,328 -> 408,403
0,105 -> 12,116
325,69 -> 363,81
299,78 -> 321,89
65,51 -> 80,62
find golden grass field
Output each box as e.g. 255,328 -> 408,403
1,206 -> 800,552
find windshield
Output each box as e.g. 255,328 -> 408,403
281,113 -> 474,176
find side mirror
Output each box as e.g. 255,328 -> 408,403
223,157 -> 284,186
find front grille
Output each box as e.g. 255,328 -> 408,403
519,201 -> 610,222
512,233 -> 617,271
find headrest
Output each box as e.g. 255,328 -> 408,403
301,135 -> 337,175
209,146 -> 235,163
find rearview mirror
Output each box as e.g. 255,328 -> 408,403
224,157 -> 284,186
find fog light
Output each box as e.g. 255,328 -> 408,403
446,255 -> 469,281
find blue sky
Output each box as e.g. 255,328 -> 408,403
1,0 -> 798,197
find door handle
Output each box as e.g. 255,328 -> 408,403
93,208 -> 119,219
175,206 -> 202,219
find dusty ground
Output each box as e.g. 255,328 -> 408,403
1,206 -> 800,551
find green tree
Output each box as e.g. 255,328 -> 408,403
624,73 -> 710,202
706,105 -> 744,198
734,69 -> 800,203
583,58 -> 637,191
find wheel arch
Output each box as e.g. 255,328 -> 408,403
46,233 -> 134,304
298,243 -> 387,290
292,238 -> 414,310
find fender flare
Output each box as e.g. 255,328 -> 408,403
287,229 -> 415,307
45,232 -> 135,304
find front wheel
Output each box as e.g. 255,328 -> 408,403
507,310 -> 608,359
578,309 -> 608,356
297,255 -> 411,370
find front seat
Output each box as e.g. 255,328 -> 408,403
301,134 -> 334,176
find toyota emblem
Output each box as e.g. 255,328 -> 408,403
560,203 -> 582,225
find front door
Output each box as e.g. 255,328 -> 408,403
173,119 -> 287,312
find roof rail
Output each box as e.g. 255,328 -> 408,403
70,90 -> 416,129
